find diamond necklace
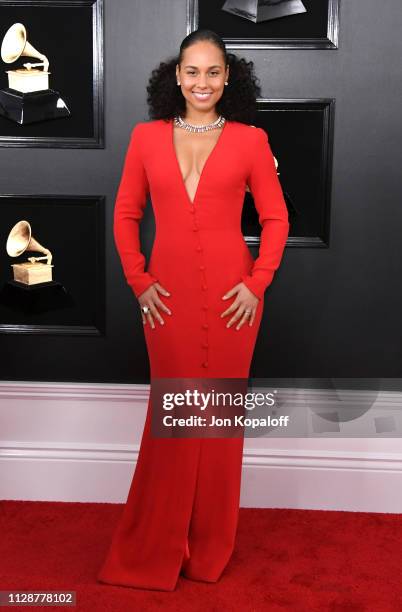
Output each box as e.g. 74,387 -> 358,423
174,114 -> 226,133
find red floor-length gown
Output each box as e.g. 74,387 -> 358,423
97,118 -> 289,591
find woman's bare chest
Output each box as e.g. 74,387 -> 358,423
172,127 -> 224,203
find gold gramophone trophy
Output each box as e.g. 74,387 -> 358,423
0,22 -> 70,124
222,0 -> 306,23
0,220 -> 73,314
6,220 -> 53,285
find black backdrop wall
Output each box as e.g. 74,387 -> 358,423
1,0 -> 401,383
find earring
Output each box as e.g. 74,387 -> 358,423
177,81 -> 180,86
225,81 -> 228,86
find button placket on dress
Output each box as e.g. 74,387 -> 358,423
171,119 -> 228,372
189,206 -> 209,369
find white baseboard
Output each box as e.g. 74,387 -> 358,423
1,381 -> 401,513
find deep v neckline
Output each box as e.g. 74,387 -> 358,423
170,117 -> 228,207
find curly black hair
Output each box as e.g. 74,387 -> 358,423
146,29 -> 262,125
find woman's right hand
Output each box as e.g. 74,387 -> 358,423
138,282 -> 171,329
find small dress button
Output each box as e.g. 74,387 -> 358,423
199,265 -> 206,271
202,323 -> 209,330
202,361 -> 209,368
196,246 -> 203,252
202,305 -> 208,311
189,208 -> 195,214
193,226 -> 199,232
201,284 -> 208,290
202,342 -> 209,348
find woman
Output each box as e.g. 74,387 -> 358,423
97,28 -> 289,591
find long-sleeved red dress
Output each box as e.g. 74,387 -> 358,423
97,117 -> 289,591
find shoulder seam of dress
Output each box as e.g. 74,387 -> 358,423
255,126 -> 268,141
248,124 -> 268,141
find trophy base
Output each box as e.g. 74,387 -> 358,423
0,280 -> 74,314
222,0 -> 307,23
0,88 -> 71,125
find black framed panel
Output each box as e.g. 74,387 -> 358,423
187,0 -> 340,49
241,98 -> 335,248
0,0 -> 104,147
0,194 -> 105,335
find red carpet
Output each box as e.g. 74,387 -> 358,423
1,500 -> 402,611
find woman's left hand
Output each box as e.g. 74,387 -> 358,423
221,282 -> 259,330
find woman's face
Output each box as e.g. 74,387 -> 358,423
176,41 -> 229,116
